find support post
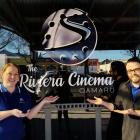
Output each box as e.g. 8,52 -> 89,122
95,107 -> 102,140
45,106 -> 52,140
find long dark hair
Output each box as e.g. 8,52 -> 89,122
111,61 -> 128,79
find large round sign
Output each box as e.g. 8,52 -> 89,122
42,8 -> 97,66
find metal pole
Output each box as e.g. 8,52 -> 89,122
95,107 -> 102,140
45,106 -> 52,140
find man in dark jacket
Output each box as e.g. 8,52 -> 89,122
87,57 -> 140,140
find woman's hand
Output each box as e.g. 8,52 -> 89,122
42,96 -> 59,104
11,109 -> 27,118
87,97 -> 103,105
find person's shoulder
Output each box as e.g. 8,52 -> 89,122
0,83 -> 2,95
19,86 -> 31,94
119,80 -> 130,89
0,83 -> 3,91
19,86 -> 32,100
0,83 -> 3,87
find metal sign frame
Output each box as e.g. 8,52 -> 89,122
44,103 -> 102,140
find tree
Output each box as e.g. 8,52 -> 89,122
126,49 -> 137,57
0,28 -> 15,49
0,27 -> 31,63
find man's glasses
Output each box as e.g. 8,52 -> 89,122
127,68 -> 140,74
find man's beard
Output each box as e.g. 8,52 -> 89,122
130,74 -> 140,84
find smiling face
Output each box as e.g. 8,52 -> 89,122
2,65 -> 19,88
126,62 -> 140,86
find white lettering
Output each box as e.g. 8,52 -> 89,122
19,72 -> 114,94
68,72 -> 114,86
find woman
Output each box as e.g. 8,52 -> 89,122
0,63 -> 58,140
106,61 -> 128,140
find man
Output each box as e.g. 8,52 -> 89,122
87,57 -> 140,140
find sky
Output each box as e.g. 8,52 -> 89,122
89,50 -> 136,61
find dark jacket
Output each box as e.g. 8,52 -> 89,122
114,81 -> 140,140
106,78 -> 126,140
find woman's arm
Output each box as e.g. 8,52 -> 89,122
27,96 -> 59,120
0,109 -> 26,120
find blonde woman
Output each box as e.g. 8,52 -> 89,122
0,63 -> 58,140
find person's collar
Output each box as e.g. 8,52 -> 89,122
129,82 -> 140,89
0,83 -> 17,93
0,84 -> 8,92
